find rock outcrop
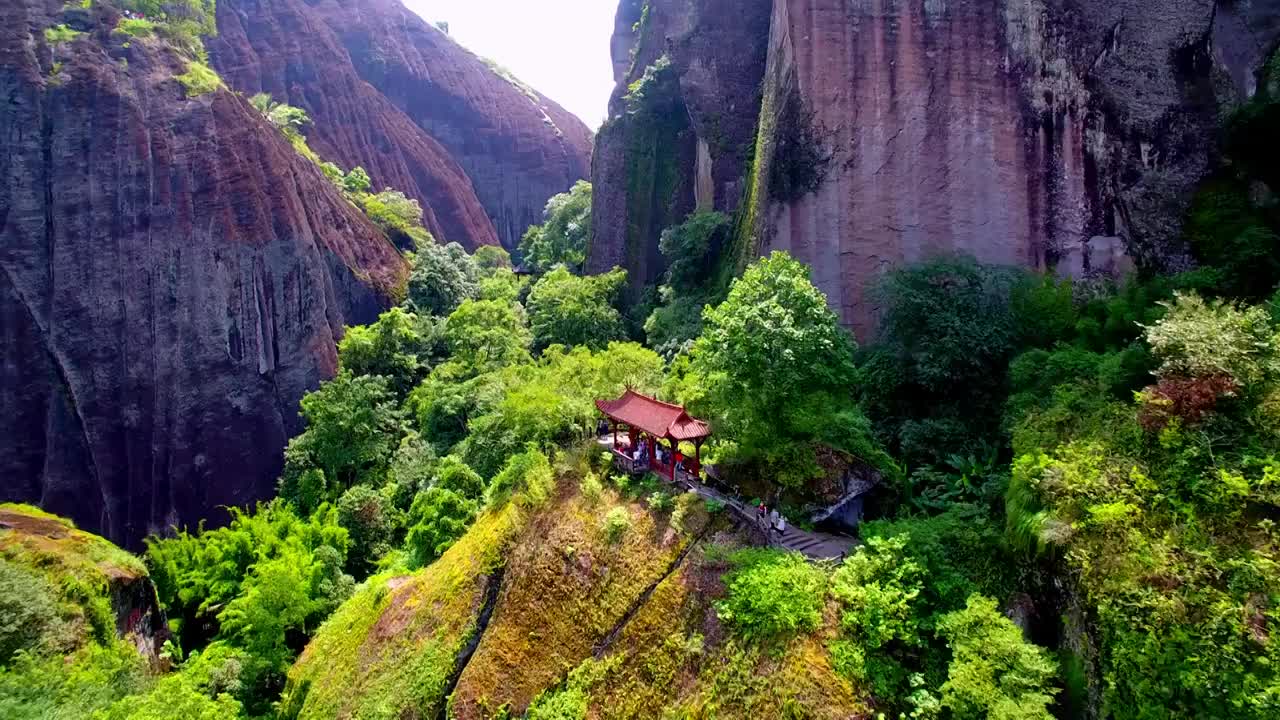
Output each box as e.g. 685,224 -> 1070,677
590,0 -> 1280,337
282,482 -> 863,720
209,0 -> 595,251
0,503 -> 167,663
0,1 -> 405,547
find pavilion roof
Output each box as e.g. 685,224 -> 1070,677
595,389 -> 711,442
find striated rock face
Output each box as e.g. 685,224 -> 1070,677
588,0 -> 773,289
209,0 -> 594,251
591,0 -> 1280,337
0,1 -> 406,547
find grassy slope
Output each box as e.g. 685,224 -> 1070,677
283,503 -> 522,719
448,486 -> 707,719
286,478 -> 869,719
580,541 -> 865,719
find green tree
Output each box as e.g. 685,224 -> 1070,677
519,180 -> 592,272
936,595 -> 1058,720
216,552 -> 318,691
690,251 -> 883,488
434,455 -> 485,500
336,485 -> 396,578
443,299 -> 531,376
145,503 -> 353,710
659,211 -> 729,290
526,267 -> 627,351
406,241 -> 480,317
338,307 -> 443,397
830,535 -> 924,650
408,371 -> 505,454
404,489 -> 478,568
473,245 -> 513,274
287,372 -> 403,492
385,431 -> 439,511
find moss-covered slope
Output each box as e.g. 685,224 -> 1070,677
0,503 -> 162,662
283,481 -> 867,720
281,503 -> 522,719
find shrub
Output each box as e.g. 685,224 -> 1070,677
486,445 -> 554,509
602,507 -> 631,543
936,595 -> 1058,720
112,18 -> 155,38
646,491 -> 673,512
0,559 -> 65,664
579,472 -> 604,505
360,189 -> 429,249
405,488 -> 477,568
341,166 -> 371,195
175,60 -> 223,97
1142,292 -> 1280,389
669,491 -> 700,534
715,549 -> 827,643
44,24 -> 83,45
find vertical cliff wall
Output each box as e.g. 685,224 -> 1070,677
587,0 -> 774,287
0,0 -> 405,546
209,0 -> 595,251
591,0 -> 1280,337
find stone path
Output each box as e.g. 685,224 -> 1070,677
598,437 -> 858,561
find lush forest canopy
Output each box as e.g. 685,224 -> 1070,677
6,11 -> 1280,720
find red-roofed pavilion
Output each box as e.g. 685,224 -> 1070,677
596,389 -> 711,481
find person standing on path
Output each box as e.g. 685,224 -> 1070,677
768,508 -> 780,537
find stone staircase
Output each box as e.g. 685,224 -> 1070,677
773,524 -> 857,561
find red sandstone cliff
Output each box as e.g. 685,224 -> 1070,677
0,0 -> 405,546
209,0 -> 595,251
590,0 -> 1280,337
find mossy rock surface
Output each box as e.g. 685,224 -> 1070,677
282,503 -> 523,719
0,503 -> 158,660
449,485 -> 705,719
284,481 -> 867,719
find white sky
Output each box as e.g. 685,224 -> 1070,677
404,0 -> 618,129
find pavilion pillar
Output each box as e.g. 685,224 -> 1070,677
693,439 -> 703,479
669,438 -> 677,482
612,421 -> 618,448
